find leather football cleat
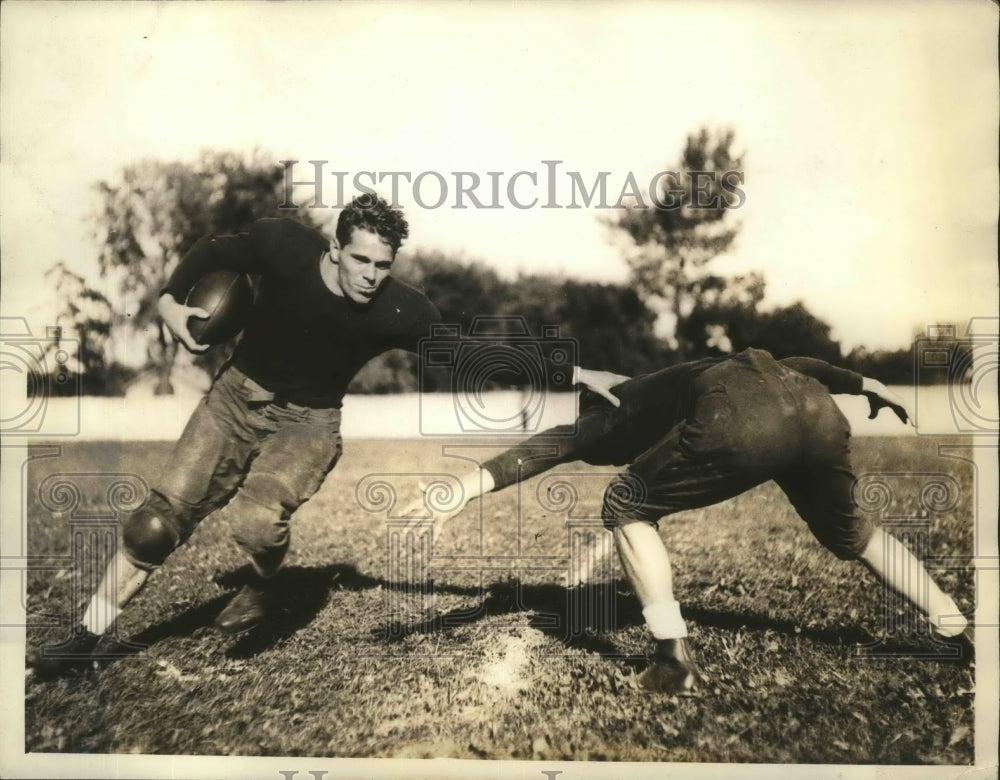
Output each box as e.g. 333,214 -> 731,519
639,637 -> 701,695
26,625 -> 101,678
214,581 -> 274,635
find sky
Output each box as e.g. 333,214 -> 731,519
1,0 -> 997,352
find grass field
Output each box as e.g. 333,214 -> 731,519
23,437 -> 977,763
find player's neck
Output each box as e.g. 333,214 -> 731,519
319,249 -> 344,297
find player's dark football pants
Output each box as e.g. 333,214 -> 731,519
148,366 -> 342,571
602,357 -> 874,559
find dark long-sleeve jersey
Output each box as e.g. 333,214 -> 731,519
481,348 -> 864,490
163,218 -> 441,407
163,218 -> 575,407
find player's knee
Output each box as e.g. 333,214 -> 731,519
808,516 -> 875,562
812,527 -> 870,561
227,487 -> 291,557
230,514 -> 289,557
122,495 -> 181,570
601,473 -> 648,532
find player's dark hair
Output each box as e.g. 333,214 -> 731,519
335,194 -> 409,253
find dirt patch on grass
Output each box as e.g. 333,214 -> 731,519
474,629 -> 542,696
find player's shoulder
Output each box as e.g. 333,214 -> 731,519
247,218 -> 329,274
367,277 -> 441,339
380,277 -> 441,319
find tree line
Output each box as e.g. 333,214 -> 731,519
42,137 -> 947,397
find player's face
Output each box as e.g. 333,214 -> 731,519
331,228 -> 395,305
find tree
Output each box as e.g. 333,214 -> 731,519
41,263 -> 136,395
749,303 -> 843,363
548,279 -> 669,375
682,280 -> 845,364
610,127 -> 744,359
847,323 -> 978,386
44,263 -> 113,376
91,149 -> 326,393
676,271 -> 766,358
379,252 -> 671,391
397,250 -> 507,330
846,345 -> 913,385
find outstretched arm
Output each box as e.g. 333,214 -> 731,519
403,410 -> 618,530
402,425 -> 583,531
779,356 -> 911,425
402,466 -> 498,532
778,356 -> 864,395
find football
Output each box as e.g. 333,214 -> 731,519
184,270 -> 254,345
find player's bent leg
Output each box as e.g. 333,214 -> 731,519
614,521 -> 700,694
778,467 -> 971,664
27,493 -> 186,677
215,417 -> 342,635
214,487 -> 288,634
122,493 -> 184,570
230,412 -> 342,573
856,527 -> 965,630
226,473 -> 296,574
29,379 -> 262,675
613,520 -> 676,607
212,470 -> 309,635
217,464 -> 334,634
604,478 -> 699,694
615,522 -> 701,694
857,527 -> 971,661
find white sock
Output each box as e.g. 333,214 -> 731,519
643,601 -> 688,640
929,601 -> 967,638
82,596 -> 120,636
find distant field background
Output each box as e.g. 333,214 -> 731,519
22,428 -> 979,763
30,384 -> 995,440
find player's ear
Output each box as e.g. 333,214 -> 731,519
328,240 -> 340,264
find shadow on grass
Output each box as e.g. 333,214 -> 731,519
125,562 -> 485,660
380,578 -> 918,662
380,580 -> 643,661
682,603 -> 874,647
116,565 -> 920,664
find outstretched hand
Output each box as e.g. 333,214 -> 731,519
862,379 -> 913,426
575,367 -> 630,408
400,469 -> 495,536
400,482 -> 470,536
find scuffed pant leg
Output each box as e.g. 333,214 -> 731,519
775,457 -> 875,561
133,371 -> 259,566
222,406 -> 342,574
774,385 -> 875,560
